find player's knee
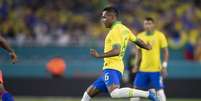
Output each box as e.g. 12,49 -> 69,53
86,85 -> 100,97
110,89 -> 120,98
86,87 -> 94,97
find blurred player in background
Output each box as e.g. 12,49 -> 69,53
122,47 -> 136,87
130,17 -> 169,101
81,6 -> 159,101
128,47 -> 136,85
194,38 -> 201,61
0,35 -> 17,101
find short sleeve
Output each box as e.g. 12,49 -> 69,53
128,29 -> 137,42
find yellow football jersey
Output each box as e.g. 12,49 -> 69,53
103,21 -> 137,74
137,30 -> 168,72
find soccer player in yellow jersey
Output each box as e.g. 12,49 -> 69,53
131,17 -> 169,101
81,6 -> 159,101
0,35 -> 17,101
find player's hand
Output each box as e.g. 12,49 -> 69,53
132,67 -> 138,73
9,52 -> 17,64
90,49 -> 100,58
161,67 -> 168,79
146,43 -> 152,50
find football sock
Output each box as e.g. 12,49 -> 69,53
110,88 -> 149,98
157,89 -> 166,101
81,92 -> 91,101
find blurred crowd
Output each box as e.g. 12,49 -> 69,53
0,0 -> 201,61
0,0 -> 105,46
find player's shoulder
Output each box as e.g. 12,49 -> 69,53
110,23 -> 122,33
155,30 -> 165,36
155,30 -> 166,38
114,22 -> 127,31
111,23 -> 130,34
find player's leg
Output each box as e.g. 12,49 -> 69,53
0,71 -> 14,101
156,76 -> 166,101
150,73 -> 166,101
130,72 -> 149,101
81,76 -> 107,101
81,85 -> 99,101
130,73 -> 140,101
0,84 -> 15,101
157,89 -> 166,101
149,88 -> 156,94
104,69 -> 158,101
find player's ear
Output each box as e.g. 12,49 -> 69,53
110,13 -> 116,20
113,14 -> 117,20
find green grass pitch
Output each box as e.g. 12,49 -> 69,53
14,97 -> 201,101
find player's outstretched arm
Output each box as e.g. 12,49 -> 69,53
90,44 -> 120,58
134,39 -> 152,50
0,36 -> 17,64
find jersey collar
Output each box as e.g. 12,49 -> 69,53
145,30 -> 156,36
111,21 -> 121,29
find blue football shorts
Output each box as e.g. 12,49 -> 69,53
134,72 -> 164,90
91,69 -> 122,92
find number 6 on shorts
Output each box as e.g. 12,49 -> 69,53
104,73 -> 109,81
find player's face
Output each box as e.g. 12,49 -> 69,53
101,11 -> 114,28
144,20 -> 154,31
